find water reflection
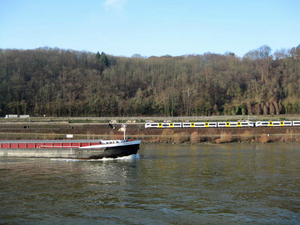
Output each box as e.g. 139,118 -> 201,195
138,144 -> 300,223
1,144 -> 300,224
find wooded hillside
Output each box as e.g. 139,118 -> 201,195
0,45 -> 300,117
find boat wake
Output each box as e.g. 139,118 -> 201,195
51,158 -> 81,162
88,153 -> 140,161
51,154 -> 140,162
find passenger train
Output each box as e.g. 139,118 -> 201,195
145,121 -> 300,128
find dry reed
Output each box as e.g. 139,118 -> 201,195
190,131 -> 201,143
241,130 -> 253,142
220,132 -> 233,143
161,129 -> 175,142
284,129 -> 293,142
174,132 -> 189,143
260,133 -> 269,143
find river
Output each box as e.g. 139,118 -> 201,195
1,144 -> 300,224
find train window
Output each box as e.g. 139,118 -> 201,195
241,123 -> 248,125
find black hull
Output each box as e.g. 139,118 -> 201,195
86,144 -> 140,159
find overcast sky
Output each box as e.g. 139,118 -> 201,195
0,0 -> 299,57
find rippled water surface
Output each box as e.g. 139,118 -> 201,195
1,144 -> 300,224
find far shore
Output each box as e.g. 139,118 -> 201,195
1,121 -> 300,144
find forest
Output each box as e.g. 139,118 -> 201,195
0,45 -> 300,117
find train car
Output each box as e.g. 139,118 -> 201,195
239,121 -> 255,127
217,121 -> 254,128
194,122 -> 217,128
182,122 -> 217,128
255,121 -> 292,127
194,122 -> 206,128
161,123 -> 171,128
255,121 -> 270,127
145,122 -> 181,128
205,122 -> 218,127
172,123 -> 182,128
182,122 -> 193,128
218,122 -> 235,127
145,122 -> 159,128
272,121 -> 292,126
218,122 -> 240,127
145,120 -> 298,129
293,121 -> 300,126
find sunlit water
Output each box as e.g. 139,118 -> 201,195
1,144 -> 300,224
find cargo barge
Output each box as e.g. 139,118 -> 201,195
0,139 -> 141,159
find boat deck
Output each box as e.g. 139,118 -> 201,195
0,140 -> 103,149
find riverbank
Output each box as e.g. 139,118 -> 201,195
1,122 -> 300,144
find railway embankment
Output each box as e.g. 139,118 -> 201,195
1,122 -> 300,144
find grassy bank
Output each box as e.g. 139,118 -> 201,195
140,129 -> 300,144
1,129 -> 300,145
1,118 -> 300,144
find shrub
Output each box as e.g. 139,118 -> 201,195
220,132 -> 233,143
241,130 -> 253,142
190,131 -> 201,143
215,138 -> 222,144
174,132 -> 189,143
161,129 -> 174,142
284,129 -> 293,142
260,133 -> 269,143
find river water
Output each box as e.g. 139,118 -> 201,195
1,144 -> 300,224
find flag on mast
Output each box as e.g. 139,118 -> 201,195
118,124 -> 127,140
118,124 -> 126,132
